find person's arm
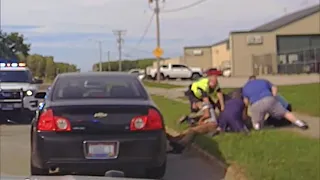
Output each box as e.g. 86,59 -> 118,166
241,100 -> 249,120
271,86 -> 278,96
266,80 -> 277,96
199,89 -> 210,104
243,97 -> 249,107
198,107 -> 210,124
216,88 -> 225,111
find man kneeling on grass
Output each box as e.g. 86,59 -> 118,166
167,101 -> 218,154
218,89 -> 250,133
242,75 -> 309,130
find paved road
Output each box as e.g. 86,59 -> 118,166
155,74 -> 320,88
0,125 -> 225,180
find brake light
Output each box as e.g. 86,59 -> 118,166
37,109 -> 71,132
130,108 -> 163,131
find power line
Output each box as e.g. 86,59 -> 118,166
162,0 -> 209,13
113,30 -> 126,71
135,12 -> 155,48
125,12 -> 155,56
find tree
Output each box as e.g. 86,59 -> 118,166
0,31 -> 31,57
0,31 -> 17,59
93,58 -> 157,72
1,30 -> 79,81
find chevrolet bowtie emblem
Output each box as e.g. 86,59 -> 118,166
94,112 -> 108,118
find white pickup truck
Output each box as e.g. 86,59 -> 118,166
146,64 -> 203,80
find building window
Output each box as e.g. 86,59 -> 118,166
226,40 -> 230,50
277,35 -> 320,54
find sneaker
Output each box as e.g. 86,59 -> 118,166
300,124 -> 309,130
178,115 -> 188,124
295,120 -> 309,130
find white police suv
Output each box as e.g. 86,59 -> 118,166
0,62 -> 43,123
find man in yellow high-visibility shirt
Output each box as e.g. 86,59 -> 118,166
180,74 -> 225,125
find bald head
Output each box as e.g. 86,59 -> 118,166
249,75 -> 256,80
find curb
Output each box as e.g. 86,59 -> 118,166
166,126 -> 247,180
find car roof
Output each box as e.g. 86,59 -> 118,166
57,72 -> 136,79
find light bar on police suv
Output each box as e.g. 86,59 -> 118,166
0,62 -> 26,67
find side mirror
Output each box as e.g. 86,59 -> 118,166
33,79 -> 43,84
35,92 -> 46,99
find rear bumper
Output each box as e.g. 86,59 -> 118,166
32,131 -> 167,174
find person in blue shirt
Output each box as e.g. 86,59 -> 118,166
242,75 -> 308,130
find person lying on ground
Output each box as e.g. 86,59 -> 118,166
242,75 -> 308,130
168,101 -> 219,154
183,73 -> 224,125
217,89 -> 250,133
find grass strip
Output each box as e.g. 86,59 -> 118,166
152,95 -> 320,180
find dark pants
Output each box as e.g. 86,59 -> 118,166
218,112 -> 247,132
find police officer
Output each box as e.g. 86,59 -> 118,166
181,74 -> 225,125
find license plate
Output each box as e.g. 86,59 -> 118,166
0,104 -> 14,110
84,141 -> 118,159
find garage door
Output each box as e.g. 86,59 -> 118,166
276,35 -> 320,74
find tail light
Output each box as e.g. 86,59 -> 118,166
37,109 -> 71,132
130,108 -> 163,131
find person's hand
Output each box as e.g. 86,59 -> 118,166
220,106 -> 225,112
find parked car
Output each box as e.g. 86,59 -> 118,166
30,72 -> 167,178
222,68 -> 232,77
146,64 -> 202,80
128,69 -> 145,80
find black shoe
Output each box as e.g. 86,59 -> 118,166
167,141 -> 185,154
296,120 -> 309,130
300,123 -> 309,130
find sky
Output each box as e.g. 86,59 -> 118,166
1,0 -> 319,71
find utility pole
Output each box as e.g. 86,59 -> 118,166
113,30 -> 126,71
89,39 -> 106,72
98,41 -> 102,72
107,51 -> 111,71
149,0 -> 164,82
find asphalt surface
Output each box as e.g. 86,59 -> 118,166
0,125 -> 226,180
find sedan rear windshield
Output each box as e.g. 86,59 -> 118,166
52,76 -> 148,101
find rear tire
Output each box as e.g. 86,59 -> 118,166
31,163 -> 48,175
191,73 -> 201,80
146,161 -> 166,179
154,73 -> 165,81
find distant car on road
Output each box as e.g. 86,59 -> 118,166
128,69 -> 145,80
0,62 -> 43,124
31,72 -> 167,178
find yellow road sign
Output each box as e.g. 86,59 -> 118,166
153,47 -> 163,58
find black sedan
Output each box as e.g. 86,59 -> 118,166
30,72 -> 167,179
